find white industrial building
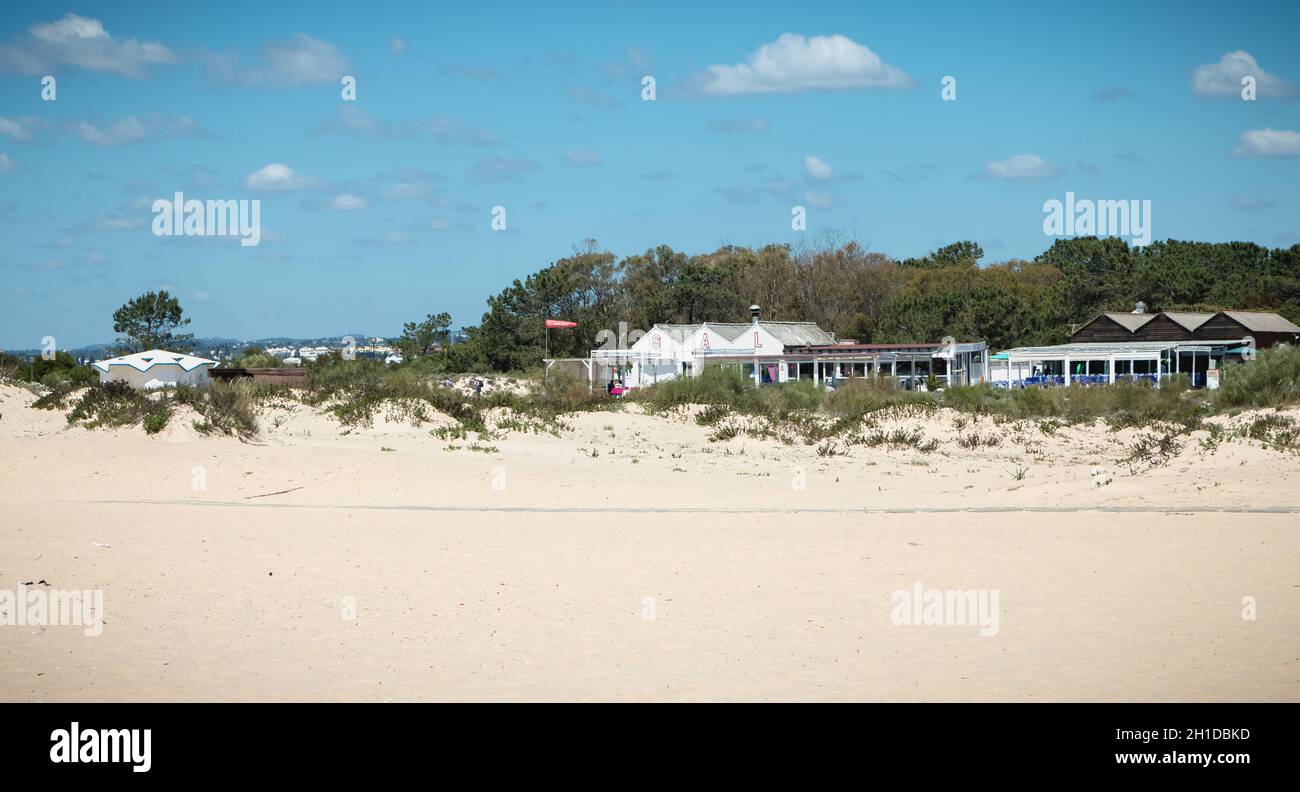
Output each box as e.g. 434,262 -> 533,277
92,349 -> 217,389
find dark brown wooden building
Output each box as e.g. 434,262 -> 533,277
209,367 -> 307,386
1072,310 -> 1299,348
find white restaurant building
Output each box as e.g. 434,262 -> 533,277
583,307 -> 990,389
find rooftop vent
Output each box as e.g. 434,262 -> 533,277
750,304 -> 761,324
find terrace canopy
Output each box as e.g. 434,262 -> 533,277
993,339 -> 1243,388
696,342 -> 990,388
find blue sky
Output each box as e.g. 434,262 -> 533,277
2,0 -> 1299,348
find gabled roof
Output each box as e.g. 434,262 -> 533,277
698,322 -> 752,342
759,321 -> 835,346
642,320 -> 835,348
649,324 -> 698,344
93,349 -> 217,373
1096,313 -> 1157,331
1217,311 -> 1300,333
1161,312 -> 1216,331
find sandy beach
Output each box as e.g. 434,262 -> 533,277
2,382 -> 1297,701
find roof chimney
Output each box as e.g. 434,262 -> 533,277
750,304 -> 761,324
1132,301 -> 1147,314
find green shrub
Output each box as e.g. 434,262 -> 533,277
944,378 -> 1205,428
32,381 -> 88,411
533,372 -> 610,414
194,380 -> 260,437
1008,386 -> 1057,417
860,427 -> 940,453
66,381 -> 157,429
632,365 -> 764,413
759,379 -> 824,418
1239,414 -> 1300,451
695,404 -> 731,426
142,408 -> 169,434
5,351 -> 96,386
941,383 -> 1007,415
825,378 -> 932,420
236,351 -> 283,368
1215,345 -> 1300,409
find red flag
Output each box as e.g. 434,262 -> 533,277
544,319 -> 577,329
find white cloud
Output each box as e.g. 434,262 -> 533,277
708,117 -> 769,134
331,193 -> 367,211
716,185 -> 761,204
315,106 -> 499,145
977,154 -> 1059,182
205,34 -> 348,87
692,33 -> 912,96
0,153 -> 13,173
1193,51 -> 1293,98
1232,128 -> 1300,158
390,37 -> 407,55
882,162 -> 938,182
562,148 -> 602,166
468,157 -> 539,182
0,117 -> 36,141
356,228 -> 415,247
382,181 -> 432,200
71,117 -> 144,146
0,13 -> 178,78
93,215 -> 145,230
245,163 -> 317,191
568,86 -> 620,109
441,64 -> 503,81
410,216 -> 469,232
801,190 -> 840,209
327,105 -> 387,136
68,115 -> 203,146
429,117 -> 500,146
804,155 -> 833,179
1230,190 -> 1275,210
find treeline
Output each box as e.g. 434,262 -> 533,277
431,236 -> 1300,372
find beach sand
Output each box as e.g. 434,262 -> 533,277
1,383 -> 1297,701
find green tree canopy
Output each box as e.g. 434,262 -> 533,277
111,290 -> 192,352
396,312 -> 452,361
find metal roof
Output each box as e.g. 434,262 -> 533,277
92,349 -> 217,373
650,324 -> 697,344
699,322 -> 753,342
1099,312 -> 1158,331
758,321 -> 836,346
1220,311 -> 1300,333
649,320 -> 835,346
1081,310 -> 1298,336
999,339 -> 1242,360
1162,312 -> 1216,331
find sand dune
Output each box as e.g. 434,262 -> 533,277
1,383 -> 1297,701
